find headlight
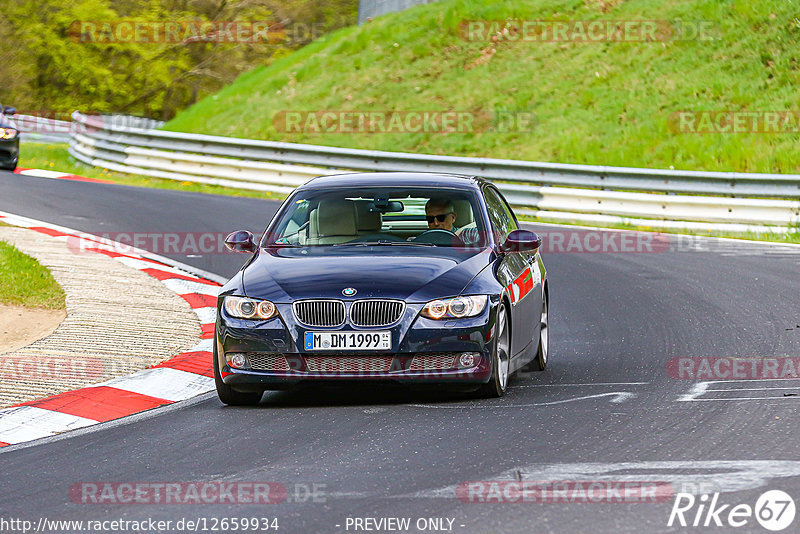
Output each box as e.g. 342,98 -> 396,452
224,296 -> 278,320
0,128 -> 18,140
420,295 -> 488,320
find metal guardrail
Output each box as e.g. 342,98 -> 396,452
11,115 -> 71,143
68,111 -> 800,233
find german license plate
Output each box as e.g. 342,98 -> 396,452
304,331 -> 391,351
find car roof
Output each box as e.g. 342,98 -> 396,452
300,172 -> 488,191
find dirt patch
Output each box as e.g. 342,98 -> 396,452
0,304 -> 66,354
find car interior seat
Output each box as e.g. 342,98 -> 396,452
306,199 -> 358,245
354,200 -> 382,234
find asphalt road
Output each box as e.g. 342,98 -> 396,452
2,171 -> 800,533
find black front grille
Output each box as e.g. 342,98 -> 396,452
248,353 -> 290,371
305,355 -> 395,373
409,353 -> 458,371
350,300 -> 405,327
293,300 -> 345,327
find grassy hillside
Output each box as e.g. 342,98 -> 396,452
165,0 -> 800,174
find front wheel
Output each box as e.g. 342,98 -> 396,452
213,346 -> 263,406
523,291 -> 549,372
479,302 -> 510,398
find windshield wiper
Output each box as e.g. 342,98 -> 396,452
333,240 -> 436,247
332,240 -> 391,246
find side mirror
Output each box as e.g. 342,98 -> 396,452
2,106 -> 17,116
225,230 -> 257,253
501,229 -> 542,253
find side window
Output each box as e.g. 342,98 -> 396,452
283,200 -> 310,235
483,186 -> 518,244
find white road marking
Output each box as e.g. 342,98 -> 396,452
677,382 -> 710,402
706,386 -> 800,392
114,256 -> 196,277
680,397 -> 800,401
0,407 -> 98,444
517,382 -> 649,387
17,169 -> 69,179
408,392 -> 636,409
0,213 -> 35,228
678,379 -> 800,402
193,306 -> 217,325
162,278 -> 220,296
95,368 -> 215,402
187,339 -> 214,353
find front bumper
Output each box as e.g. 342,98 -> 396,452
0,136 -> 19,169
216,301 -> 497,389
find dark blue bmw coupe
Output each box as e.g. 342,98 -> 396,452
0,103 -> 19,171
214,172 -> 548,404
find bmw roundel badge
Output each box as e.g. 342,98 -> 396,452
342,287 -> 357,296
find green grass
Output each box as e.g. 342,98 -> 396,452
164,0 -> 800,174
19,143 -> 283,200
0,240 -> 66,309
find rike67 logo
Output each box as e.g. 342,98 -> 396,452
668,490 -> 796,531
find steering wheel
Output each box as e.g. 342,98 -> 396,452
413,229 -> 464,246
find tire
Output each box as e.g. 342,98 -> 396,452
2,154 -> 18,171
523,291 -> 549,372
213,345 -> 263,406
479,301 -> 511,398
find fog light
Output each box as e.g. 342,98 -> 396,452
226,353 -> 248,369
458,352 -> 479,369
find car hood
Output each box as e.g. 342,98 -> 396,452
242,246 -> 492,302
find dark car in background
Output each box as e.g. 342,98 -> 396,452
0,104 -> 20,171
214,172 -> 549,405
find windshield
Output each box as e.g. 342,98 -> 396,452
263,187 -> 487,248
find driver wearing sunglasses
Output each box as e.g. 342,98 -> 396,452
424,198 -> 457,232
